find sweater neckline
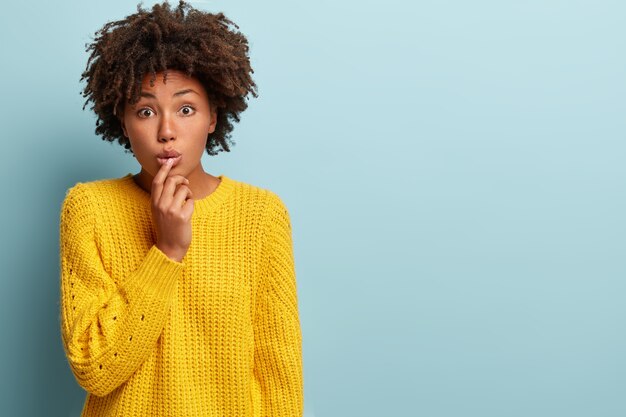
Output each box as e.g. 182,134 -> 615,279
120,172 -> 235,216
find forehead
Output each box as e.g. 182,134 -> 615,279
139,69 -> 204,92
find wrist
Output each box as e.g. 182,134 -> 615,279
156,243 -> 185,263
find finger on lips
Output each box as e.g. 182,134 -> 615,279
152,158 -> 189,202
152,158 -> 172,191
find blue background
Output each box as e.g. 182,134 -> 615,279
1,0 -> 625,416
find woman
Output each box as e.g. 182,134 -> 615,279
59,1 -> 303,415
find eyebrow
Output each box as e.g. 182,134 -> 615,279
139,89 -> 200,99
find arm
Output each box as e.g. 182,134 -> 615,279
252,192 -> 304,417
59,183 -> 183,397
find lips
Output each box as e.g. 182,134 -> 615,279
156,150 -> 182,167
157,150 -> 181,158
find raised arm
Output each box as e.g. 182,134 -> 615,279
252,192 -> 304,416
59,183 -> 183,396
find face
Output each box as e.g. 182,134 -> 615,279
120,69 -> 217,180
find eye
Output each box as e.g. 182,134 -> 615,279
137,108 -> 154,118
180,105 -> 196,116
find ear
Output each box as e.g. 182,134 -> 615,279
208,104 -> 218,134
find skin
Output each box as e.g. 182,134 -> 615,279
119,69 -> 220,262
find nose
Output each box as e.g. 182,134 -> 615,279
158,112 -> 176,142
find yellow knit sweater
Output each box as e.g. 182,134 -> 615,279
59,173 -> 303,417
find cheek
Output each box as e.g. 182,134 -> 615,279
124,120 -> 140,139
133,150 -> 160,177
126,135 -> 154,166
124,124 -> 151,151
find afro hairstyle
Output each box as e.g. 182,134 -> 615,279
80,0 -> 258,155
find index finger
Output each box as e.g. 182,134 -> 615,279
151,158 -> 174,203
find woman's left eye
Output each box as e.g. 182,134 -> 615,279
180,105 -> 196,116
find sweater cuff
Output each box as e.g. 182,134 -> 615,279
123,245 -> 184,302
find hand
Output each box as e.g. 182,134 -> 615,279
151,158 -> 194,262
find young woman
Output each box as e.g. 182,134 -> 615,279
59,1 -> 303,416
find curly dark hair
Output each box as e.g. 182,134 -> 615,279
80,0 -> 258,156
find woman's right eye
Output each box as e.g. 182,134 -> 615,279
137,108 -> 153,118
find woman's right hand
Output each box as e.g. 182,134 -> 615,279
151,158 -> 194,262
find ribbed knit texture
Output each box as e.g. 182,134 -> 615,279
59,173 -> 303,417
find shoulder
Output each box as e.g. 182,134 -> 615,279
67,175 -> 130,196
61,175 -> 134,221
63,175 -> 134,208
226,175 -> 290,215
226,177 -> 292,239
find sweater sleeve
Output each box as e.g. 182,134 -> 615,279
251,192 -> 304,417
59,183 -> 183,397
